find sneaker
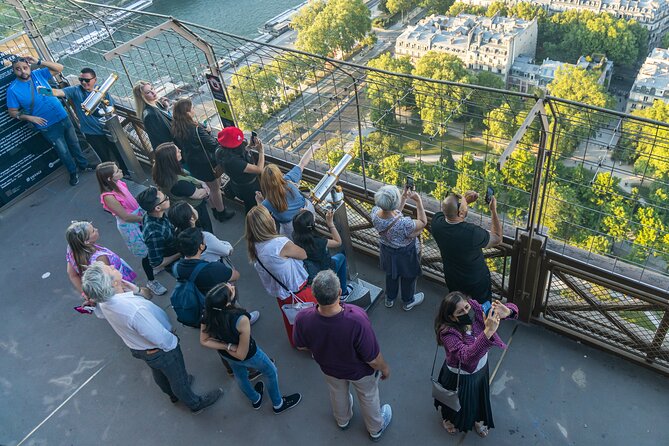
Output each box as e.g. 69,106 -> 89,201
337,393 -> 354,430
341,284 -> 355,302
273,393 -> 302,414
403,292 -> 425,312
191,388 -> 223,414
69,173 -> 79,186
214,208 -> 235,222
152,266 -> 165,276
146,280 -> 167,296
252,381 -> 264,410
384,298 -> 394,308
78,163 -> 97,172
248,369 -> 263,381
249,310 -> 260,325
171,374 -> 195,403
369,404 -> 392,441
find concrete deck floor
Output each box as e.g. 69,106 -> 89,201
1,170 -> 667,446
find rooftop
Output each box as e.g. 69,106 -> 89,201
1,169 -> 667,446
632,48 -> 669,93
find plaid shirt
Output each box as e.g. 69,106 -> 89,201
143,214 -> 176,268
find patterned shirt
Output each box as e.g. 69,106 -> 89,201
371,206 -> 417,249
142,214 -> 176,268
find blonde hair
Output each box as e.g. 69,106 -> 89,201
245,205 -> 280,261
260,164 -> 294,212
132,80 -> 152,118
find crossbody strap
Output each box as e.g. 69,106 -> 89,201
431,341 -> 462,391
255,255 -> 304,303
378,213 -> 401,238
185,260 -> 209,283
195,125 -> 217,173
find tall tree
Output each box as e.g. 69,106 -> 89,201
447,2 -> 486,16
412,52 -> 473,135
386,0 -> 417,22
292,0 -> 371,57
626,101 -> 669,181
508,2 -> 547,21
366,54 -> 414,127
228,64 -> 280,130
486,1 -> 508,17
420,0 -> 455,15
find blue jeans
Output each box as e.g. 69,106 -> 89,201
330,253 -> 348,292
130,344 -> 201,410
39,118 -> 88,174
226,347 -> 282,407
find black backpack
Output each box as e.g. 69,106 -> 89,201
170,261 -> 208,328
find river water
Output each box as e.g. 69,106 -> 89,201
146,0 -> 304,38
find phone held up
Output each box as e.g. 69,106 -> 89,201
481,300 -> 492,317
485,186 -> 495,204
250,130 -> 258,146
36,85 -> 53,96
405,175 -> 415,191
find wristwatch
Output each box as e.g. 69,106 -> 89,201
36,58 -> 42,66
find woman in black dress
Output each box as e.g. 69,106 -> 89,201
171,99 -> 234,222
132,81 -> 172,150
215,126 -> 263,213
152,142 -> 214,233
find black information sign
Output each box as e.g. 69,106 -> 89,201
0,50 -> 59,208
206,73 -> 235,128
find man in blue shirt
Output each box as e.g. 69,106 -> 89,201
50,68 -> 129,174
6,56 -> 94,186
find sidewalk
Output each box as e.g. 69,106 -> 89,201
1,170 -> 667,446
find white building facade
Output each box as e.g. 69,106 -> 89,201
395,13 -> 538,80
508,54 -> 613,93
627,48 -> 669,112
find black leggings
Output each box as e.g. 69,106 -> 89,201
142,256 -> 154,281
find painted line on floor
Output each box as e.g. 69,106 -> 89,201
16,363 -> 107,446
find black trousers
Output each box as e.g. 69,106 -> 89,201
85,133 -> 129,173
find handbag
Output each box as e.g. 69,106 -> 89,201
430,345 -> 461,412
255,255 -> 315,326
196,125 -> 224,178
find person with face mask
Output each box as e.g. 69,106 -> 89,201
433,291 -> 518,438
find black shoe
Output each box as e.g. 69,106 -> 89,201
78,163 -> 97,172
191,388 -> 223,415
252,381 -> 264,410
273,393 -> 301,414
214,208 -> 235,222
69,173 -> 79,186
170,374 -> 195,404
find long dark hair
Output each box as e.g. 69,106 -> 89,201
202,283 -> 247,339
292,210 -> 318,253
168,201 -> 195,233
95,161 -> 121,194
434,291 -> 468,344
171,98 -> 196,143
152,142 -> 184,192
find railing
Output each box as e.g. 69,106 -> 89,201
3,0 -> 669,374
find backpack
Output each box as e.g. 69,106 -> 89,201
170,260 -> 208,328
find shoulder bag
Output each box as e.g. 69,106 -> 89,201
430,345 -> 461,412
255,255 -> 315,325
195,125 -> 224,178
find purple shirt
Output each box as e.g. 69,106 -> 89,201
293,304 -> 380,381
439,299 -> 519,373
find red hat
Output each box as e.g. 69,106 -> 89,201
217,126 -> 244,148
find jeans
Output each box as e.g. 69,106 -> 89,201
39,117 -> 88,174
227,347 -> 282,407
85,133 -> 129,173
385,275 -> 417,303
130,344 -> 201,410
330,253 -> 348,292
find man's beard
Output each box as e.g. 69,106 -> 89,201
18,73 -> 30,80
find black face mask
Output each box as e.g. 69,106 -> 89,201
456,308 -> 475,326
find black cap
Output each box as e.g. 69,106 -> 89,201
136,186 -> 159,212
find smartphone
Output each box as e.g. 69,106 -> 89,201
405,175 -> 415,191
485,186 -> 494,204
36,85 -> 53,96
250,130 -> 258,145
481,300 -> 492,316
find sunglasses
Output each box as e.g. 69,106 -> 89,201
79,77 -> 95,83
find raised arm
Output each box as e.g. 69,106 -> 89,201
486,196 -> 502,248
298,141 -> 321,170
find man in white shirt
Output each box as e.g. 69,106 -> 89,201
81,262 -> 222,414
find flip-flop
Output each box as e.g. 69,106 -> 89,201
475,423 -> 489,438
442,419 -> 458,435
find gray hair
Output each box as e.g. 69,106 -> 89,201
374,185 -> 401,211
312,269 -> 341,306
81,261 -> 115,303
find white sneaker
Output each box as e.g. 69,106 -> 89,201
337,393 -> 354,430
152,266 -> 164,276
249,310 -> 260,325
369,404 -> 392,441
146,280 -> 167,296
403,292 -> 424,311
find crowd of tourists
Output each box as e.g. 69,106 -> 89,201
7,59 -> 518,441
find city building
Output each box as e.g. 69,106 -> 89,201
627,48 -> 669,112
395,13 -> 538,80
458,0 -> 669,47
508,54 -> 614,93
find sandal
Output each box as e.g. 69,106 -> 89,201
475,422 -> 489,438
442,419 -> 458,435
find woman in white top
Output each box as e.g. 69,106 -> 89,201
245,205 -> 317,347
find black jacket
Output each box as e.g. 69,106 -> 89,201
142,104 -> 172,149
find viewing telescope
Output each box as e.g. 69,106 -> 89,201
81,73 -> 118,116
311,150 -> 354,205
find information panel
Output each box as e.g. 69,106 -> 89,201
0,33 -> 59,208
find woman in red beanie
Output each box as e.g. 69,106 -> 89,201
215,127 -> 264,213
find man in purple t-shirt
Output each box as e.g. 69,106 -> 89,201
293,270 -> 392,442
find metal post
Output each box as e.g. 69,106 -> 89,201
103,115 -> 149,184
7,0 -> 57,65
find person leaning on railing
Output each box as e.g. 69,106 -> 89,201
371,185 -> 427,312
133,80 -> 172,150
433,291 -> 518,437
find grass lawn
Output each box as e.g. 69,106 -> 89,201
392,123 -> 492,157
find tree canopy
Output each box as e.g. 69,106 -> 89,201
366,54 -> 414,127
292,0 -> 371,57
